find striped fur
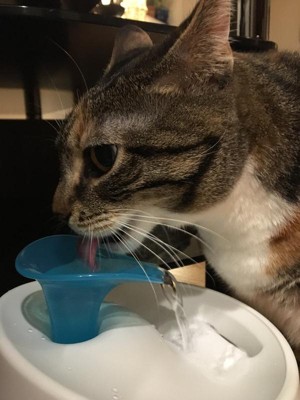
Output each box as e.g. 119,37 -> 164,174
53,0 -> 300,359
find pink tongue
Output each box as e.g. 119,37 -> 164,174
78,238 -> 99,271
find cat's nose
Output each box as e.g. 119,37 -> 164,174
52,201 -> 71,220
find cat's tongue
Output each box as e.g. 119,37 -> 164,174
78,237 -> 99,272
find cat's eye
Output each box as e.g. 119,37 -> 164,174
86,144 -> 118,177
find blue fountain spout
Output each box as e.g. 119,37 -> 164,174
16,235 -> 166,344
41,280 -> 116,344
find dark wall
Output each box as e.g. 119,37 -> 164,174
0,121 -> 61,295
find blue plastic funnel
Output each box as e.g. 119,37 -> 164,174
16,235 -> 165,344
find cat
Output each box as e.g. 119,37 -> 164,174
53,0 -> 300,361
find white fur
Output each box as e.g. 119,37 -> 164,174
175,162 -> 293,295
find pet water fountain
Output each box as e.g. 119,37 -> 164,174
13,234 -> 166,344
0,234 -> 299,400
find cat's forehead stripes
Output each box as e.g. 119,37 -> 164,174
127,136 -> 220,156
102,113 -> 153,141
81,112 -> 155,147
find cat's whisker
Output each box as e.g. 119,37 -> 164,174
53,119 -> 63,129
75,88 -> 82,105
43,68 -> 68,121
122,222 -> 217,288
88,226 -> 94,263
146,232 -> 185,267
89,235 -> 93,262
99,231 -> 107,255
114,209 -> 227,242
116,225 -> 206,301
109,227 -> 161,316
105,236 -> 114,256
96,236 -> 101,254
123,222 -> 199,268
122,220 -> 185,265
109,231 -> 121,252
115,214 -> 214,253
121,222 -> 183,268
117,227 -> 172,271
49,38 -> 88,94
44,134 -> 59,146
200,130 -> 227,158
44,120 -> 60,135
161,226 -> 173,252
122,222 -> 217,293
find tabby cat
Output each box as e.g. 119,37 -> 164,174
53,0 -> 300,360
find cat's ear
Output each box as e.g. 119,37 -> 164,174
106,25 -> 153,73
152,0 -> 233,93
172,0 -> 232,70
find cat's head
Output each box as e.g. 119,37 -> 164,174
53,0 -> 247,251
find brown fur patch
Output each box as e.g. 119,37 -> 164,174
68,98 -> 91,149
267,210 -> 300,275
52,155 -> 83,216
52,181 -> 70,216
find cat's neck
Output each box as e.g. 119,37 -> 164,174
194,162 -> 290,239
183,161 -> 293,292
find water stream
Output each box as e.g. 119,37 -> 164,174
162,271 -> 191,351
161,270 -> 249,376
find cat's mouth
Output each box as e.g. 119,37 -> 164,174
76,216 -> 147,252
77,224 -> 145,270
70,210 -> 155,266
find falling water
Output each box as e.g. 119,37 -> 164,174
162,271 -> 249,377
162,271 -> 191,351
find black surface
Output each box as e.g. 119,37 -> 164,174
230,35 -> 276,52
0,120 -> 61,295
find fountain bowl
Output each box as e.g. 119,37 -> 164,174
0,280 -> 299,400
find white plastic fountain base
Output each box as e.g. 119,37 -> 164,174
0,281 -> 299,400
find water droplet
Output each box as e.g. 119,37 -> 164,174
41,336 -> 46,340
28,328 -> 33,333
67,367 -> 72,371
112,396 -> 118,400
112,388 -> 118,393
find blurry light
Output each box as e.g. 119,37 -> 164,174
101,0 -> 111,5
120,0 -> 148,19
